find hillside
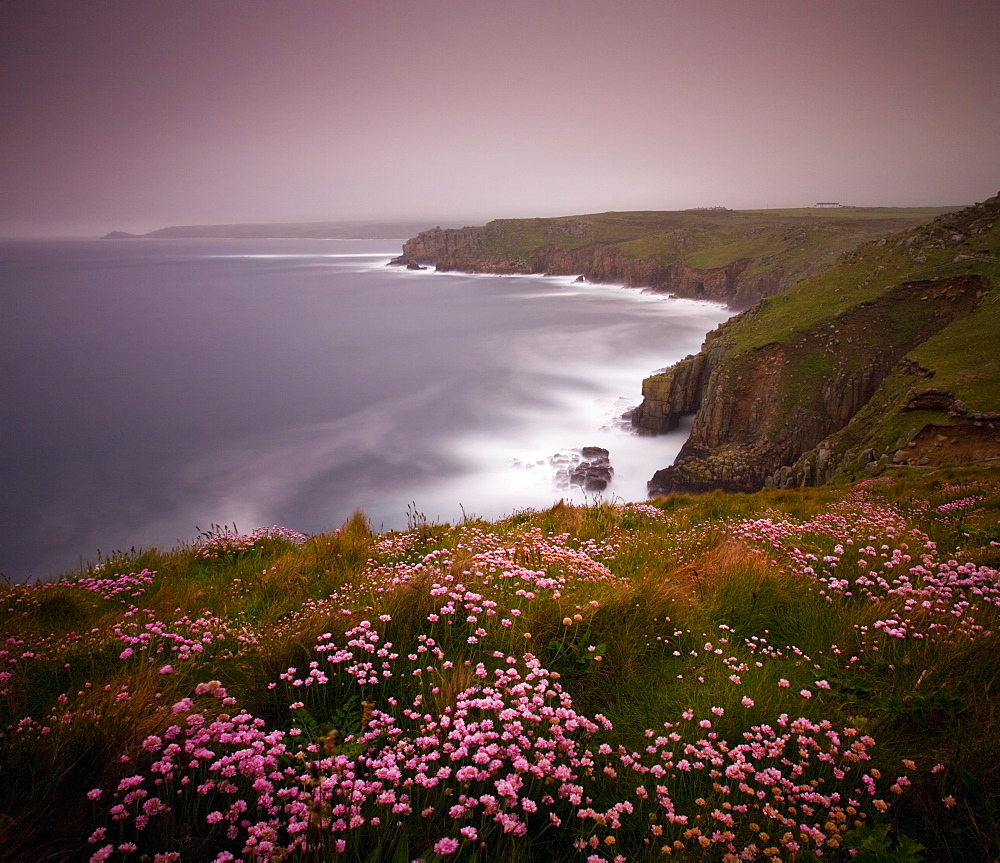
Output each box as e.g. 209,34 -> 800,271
390,207 -> 957,309
101,220 -> 442,240
637,193 -> 1000,496
3,471 -> 1000,861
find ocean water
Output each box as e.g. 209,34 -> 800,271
0,238 -> 730,581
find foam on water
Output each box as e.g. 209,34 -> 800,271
0,239 -> 730,579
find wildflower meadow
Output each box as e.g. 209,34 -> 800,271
3,467 -> 1000,861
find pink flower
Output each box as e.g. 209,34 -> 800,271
741,696 -> 755,708
433,837 -> 459,854
158,665 -> 173,674
86,788 -> 103,800
778,678 -> 790,688
800,689 -> 813,699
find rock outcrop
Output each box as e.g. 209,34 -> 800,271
569,447 -> 614,492
550,447 -> 614,492
391,230 -> 792,309
644,274 -> 991,495
389,209 -> 950,310
637,192 -> 1000,497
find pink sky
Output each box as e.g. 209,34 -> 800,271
2,0 -> 998,236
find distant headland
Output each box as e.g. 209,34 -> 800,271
389,206 -> 960,310
101,219 -> 450,241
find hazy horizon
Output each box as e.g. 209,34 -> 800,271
2,0 -> 998,238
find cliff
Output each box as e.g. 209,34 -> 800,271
639,194 -> 1000,495
391,207 -> 957,309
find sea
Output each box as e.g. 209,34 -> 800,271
0,238 -> 730,582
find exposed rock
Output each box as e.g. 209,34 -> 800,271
903,389 -> 958,412
645,274 -> 991,496
551,447 -> 614,492
406,261 -> 427,270
392,223 -> 820,309
630,307 -> 756,434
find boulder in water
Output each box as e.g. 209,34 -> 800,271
551,446 -> 613,491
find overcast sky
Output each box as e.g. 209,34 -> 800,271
2,0 -> 998,236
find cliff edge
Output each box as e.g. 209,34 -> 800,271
391,207 -> 956,309
637,194 -> 1000,495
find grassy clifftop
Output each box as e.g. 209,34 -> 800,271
392,207 -> 956,308
641,194 -> 1000,495
4,470 -> 1000,860
413,208 -> 954,270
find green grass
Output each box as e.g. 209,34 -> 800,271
724,202 -> 999,358
450,208 -> 957,276
4,469 -> 1000,860
661,197 -> 1000,491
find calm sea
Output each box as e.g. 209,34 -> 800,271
0,238 -> 729,581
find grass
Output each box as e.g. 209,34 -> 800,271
640,196 -> 1000,496
452,208 -> 955,276
4,468 -> 1000,861
724,203 -> 1000,358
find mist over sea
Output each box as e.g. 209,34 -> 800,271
0,239 -> 729,581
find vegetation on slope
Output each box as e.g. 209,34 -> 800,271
447,209 -> 955,273
726,201 -> 1000,357
4,468 -> 1000,862
392,207 -> 958,308
642,194 -> 1000,494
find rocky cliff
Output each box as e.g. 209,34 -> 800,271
638,194 -> 1000,495
391,208 -> 951,310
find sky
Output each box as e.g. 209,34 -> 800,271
2,0 -> 998,237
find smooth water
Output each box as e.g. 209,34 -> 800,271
0,239 -> 729,580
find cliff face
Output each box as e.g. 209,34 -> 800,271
645,275 -> 991,494
390,209 -> 951,310
638,193 -> 1000,496
393,225 -> 520,270
393,227 -> 780,307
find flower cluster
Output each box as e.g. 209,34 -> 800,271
197,526 -> 307,559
